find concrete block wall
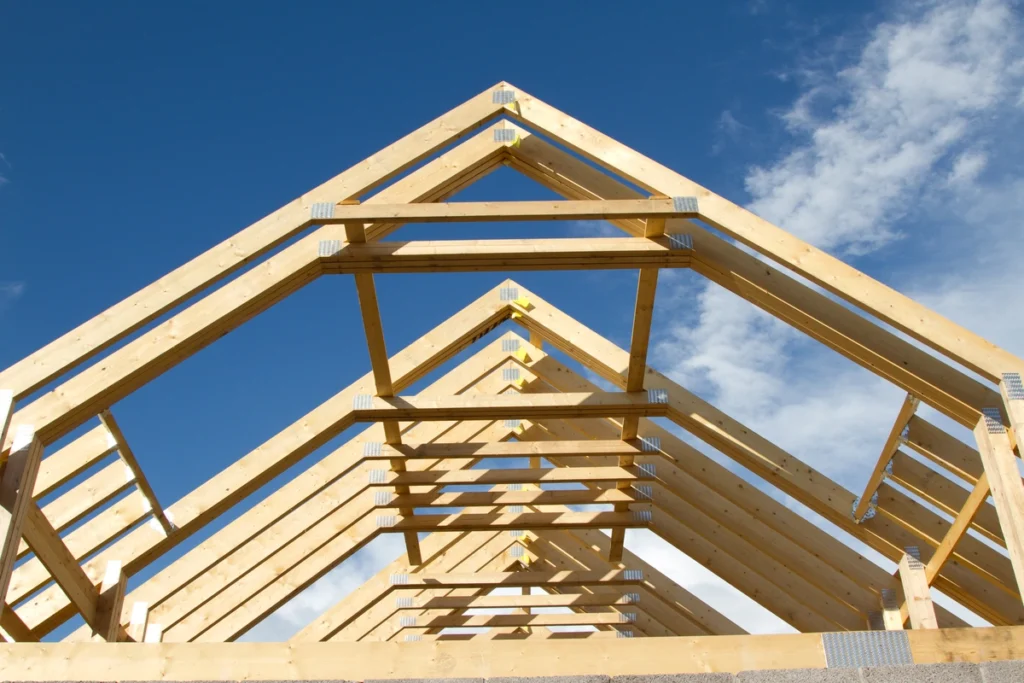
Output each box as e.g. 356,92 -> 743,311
354,662 -> 1024,683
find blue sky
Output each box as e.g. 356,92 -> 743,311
3,0 -> 1024,639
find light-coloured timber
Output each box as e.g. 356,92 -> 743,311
925,472 -> 991,583
320,237 -> 693,274
366,439 -> 648,460
974,410 -> 1024,598
98,410 -> 172,534
368,465 -> 650,487
376,489 -> 638,508
399,611 -> 634,629
319,198 -> 698,224
854,393 -> 919,521
350,391 -> 670,422
394,593 -> 640,610
388,570 -> 644,589
92,561 -> 126,642
899,550 -> 938,630
373,511 -> 651,533
4,627 -> 1024,678
32,424 -> 118,498
0,427 -> 43,628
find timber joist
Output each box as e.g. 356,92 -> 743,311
0,81 -> 1022,678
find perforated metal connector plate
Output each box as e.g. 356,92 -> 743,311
404,634 -> 421,642
637,463 -> 656,478
623,569 -> 643,581
363,441 -> 383,457
396,596 -> 414,609
369,469 -> 388,484
502,367 -> 521,381
376,515 -> 397,528
851,491 -> 878,523
822,631 -> 911,668
624,592 -> 640,604
1004,372 -> 1024,400
501,338 -> 520,352
507,483 -> 523,491
632,485 -> 653,501
494,128 -> 518,143
983,407 -> 1006,433
400,616 -> 417,627
390,573 -> 409,586
905,545 -> 923,570
509,529 -> 524,537
673,196 -> 699,214
633,509 -> 652,523
499,286 -> 520,301
619,612 -> 637,623
647,389 -> 668,404
374,491 -> 393,506
616,629 -> 634,638
504,419 -> 521,428
640,436 -> 661,452
492,89 -> 516,104
353,394 -> 374,410
318,239 -> 342,257
310,202 -> 335,220
509,544 -> 525,558
507,505 -> 524,514
668,233 -> 693,250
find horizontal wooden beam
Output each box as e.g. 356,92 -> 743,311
316,198 -> 697,225
399,611 -> 635,629
320,237 -> 692,273
374,511 -> 651,533
351,391 -> 669,422
376,488 -> 638,508
388,569 -> 644,589
394,592 -> 640,611
4,626 -> 1024,678
364,439 -> 649,460
368,465 -> 652,487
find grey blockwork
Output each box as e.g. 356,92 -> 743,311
366,679 -> 484,683
736,668 -> 861,681
490,677 -> 610,683
611,675 -> 733,683
859,661 -> 983,682
980,659 -> 1024,682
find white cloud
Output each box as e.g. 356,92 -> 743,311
568,220 -> 621,238
652,0 -> 1024,629
0,282 -> 25,313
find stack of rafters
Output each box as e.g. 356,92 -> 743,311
1,82 -> 1024,681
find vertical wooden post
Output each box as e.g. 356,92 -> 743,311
898,547 -> 937,629
92,560 -> 127,642
0,425 -> 43,633
878,589 -> 904,631
974,406 -> 1024,598
127,601 -> 149,642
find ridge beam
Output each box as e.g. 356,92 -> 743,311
351,391 -> 669,423
317,198 -> 699,224
376,489 -> 638,508
398,611 -> 635,630
395,592 -> 640,610
367,465 -> 652,487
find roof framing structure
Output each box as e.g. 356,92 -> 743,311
2,81 -> 1024,678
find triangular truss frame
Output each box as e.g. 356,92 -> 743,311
2,81 -> 1024,678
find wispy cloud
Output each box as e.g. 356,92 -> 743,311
567,219 -> 622,238
0,282 -> 25,313
652,0 -> 1024,627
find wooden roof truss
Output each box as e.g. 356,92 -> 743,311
2,81 -> 1024,677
